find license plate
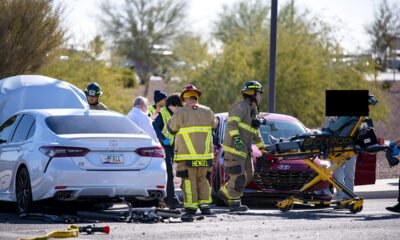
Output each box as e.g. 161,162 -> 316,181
101,154 -> 124,164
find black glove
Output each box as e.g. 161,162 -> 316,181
251,118 -> 266,129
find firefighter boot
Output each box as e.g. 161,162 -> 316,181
199,204 -> 211,215
217,190 -> 229,206
181,208 -> 197,222
229,199 -> 249,212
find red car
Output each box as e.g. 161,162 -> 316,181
212,112 -> 377,206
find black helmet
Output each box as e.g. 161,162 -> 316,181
368,95 -> 378,106
85,82 -> 102,97
241,80 -> 264,95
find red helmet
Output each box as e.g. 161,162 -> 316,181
180,84 -> 202,99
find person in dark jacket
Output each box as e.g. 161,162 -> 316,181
148,90 -> 167,120
386,138 -> 400,213
152,93 -> 182,209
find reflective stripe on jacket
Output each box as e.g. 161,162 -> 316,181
160,107 -> 174,141
222,98 -> 265,160
148,105 -> 156,117
167,104 -> 218,161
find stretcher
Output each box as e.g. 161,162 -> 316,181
263,116 -> 399,214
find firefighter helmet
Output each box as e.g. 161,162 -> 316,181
85,82 -> 103,97
180,84 -> 202,99
240,80 -> 263,95
368,95 -> 378,106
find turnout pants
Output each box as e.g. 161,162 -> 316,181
176,161 -> 212,210
221,156 -> 254,199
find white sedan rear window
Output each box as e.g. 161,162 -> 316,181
46,115 -> 142,134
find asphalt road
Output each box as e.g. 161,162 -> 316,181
1,198 -> 399,240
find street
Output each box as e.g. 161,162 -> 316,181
1,198 -> 399,240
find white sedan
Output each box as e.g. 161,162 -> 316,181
0,109 -> 167,213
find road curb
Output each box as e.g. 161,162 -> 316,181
356,190 -> 397,199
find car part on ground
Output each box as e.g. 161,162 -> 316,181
17,224 -> 109,240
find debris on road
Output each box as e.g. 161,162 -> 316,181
17,224 -> 109,240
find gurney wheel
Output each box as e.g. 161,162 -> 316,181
278,203 -> 293,213
349,204 -> 363,214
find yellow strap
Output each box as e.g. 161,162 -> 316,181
175,153 -> 214,161
229,130 -> 240,136
222,145 -> 247,158
18,225 -> 79,240
228,116 -> 241,122
350,116 -> 365,137
238,122 -> 259,134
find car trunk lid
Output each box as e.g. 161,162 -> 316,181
53,134 -> 162,170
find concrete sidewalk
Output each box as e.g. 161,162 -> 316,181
354,178 -> 398,199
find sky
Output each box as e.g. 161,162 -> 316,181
57,0 -> 398,54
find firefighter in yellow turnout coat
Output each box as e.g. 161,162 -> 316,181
167,84 -> 218,220
218,80 -> 266,211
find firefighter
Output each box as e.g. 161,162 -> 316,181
217,80 -> 266,212
167,84 -> 218,221
84,82 -> 108,110
152,94 -> 183,209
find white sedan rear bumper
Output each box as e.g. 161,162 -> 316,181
32,158 -> 167,201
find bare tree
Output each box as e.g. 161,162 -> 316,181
0,0 -> 65,79
365,0 -> 400,68
100,0 -> 187,96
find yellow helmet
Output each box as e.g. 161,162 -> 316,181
180,84 -> 202,100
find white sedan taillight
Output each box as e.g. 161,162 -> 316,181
39,146 -> 90,158
135,146 -> 165,158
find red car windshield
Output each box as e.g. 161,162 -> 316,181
217,116 -> 307,145
260,119 -> 307,144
